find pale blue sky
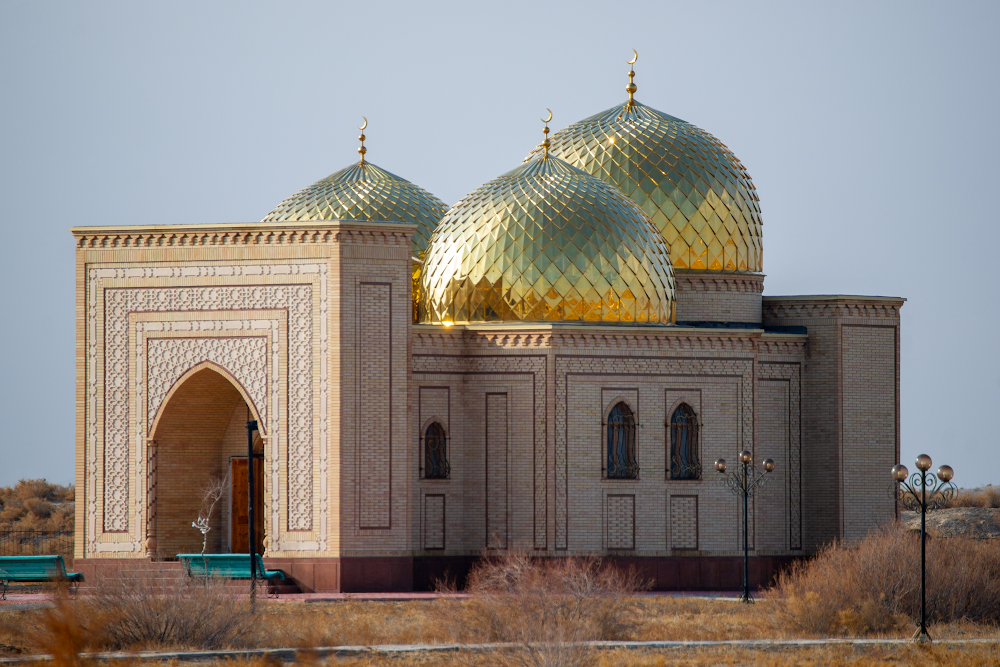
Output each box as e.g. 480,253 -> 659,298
1,1 -> 997,487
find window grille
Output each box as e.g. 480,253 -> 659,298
669,404 -> 701,480
423,422 -> 450,479
606,402 -> 639,479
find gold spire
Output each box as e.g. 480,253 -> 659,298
541,108 -> 552,158
357,116 -> 368,164
626,49 -> 638,108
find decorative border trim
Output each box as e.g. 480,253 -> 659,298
84,262 -> 328,555
763,298 -> 903,321
73,223 -> 413,249
674,273 -> 765,294
135,318 -> 280,551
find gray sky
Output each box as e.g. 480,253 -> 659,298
1,1 -> 997,488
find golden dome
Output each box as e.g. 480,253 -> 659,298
419,154 -> 675,324
262,160 -> 448,257
528,101 -> 763,272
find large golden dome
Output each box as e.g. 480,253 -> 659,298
419,153 -> 675,324
527,96 -> 763,273
262,160 -> 448,256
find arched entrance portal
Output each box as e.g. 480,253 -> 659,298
149,366 -> 265,557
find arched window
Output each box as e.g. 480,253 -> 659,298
669,404 -> 701,480
423,422 -> 450,479
606,402 -> 638,479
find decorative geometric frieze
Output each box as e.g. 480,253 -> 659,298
762,298 -> 902,321
674,273 -> 765,294
134,319 -> 279,551
74,225 -> 413,250
146,336 -> 269,432
85,262 -> 327,553
412,328 -> 762,353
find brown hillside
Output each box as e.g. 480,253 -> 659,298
902,508 -> 1000,540
0,479 -> 74,533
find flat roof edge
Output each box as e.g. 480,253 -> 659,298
70,219 -> 418,235
763,294 -> 906,302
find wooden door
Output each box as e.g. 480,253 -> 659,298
230,458 -> 264,554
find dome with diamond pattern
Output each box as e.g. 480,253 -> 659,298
526,101 -> 763,272
419,153 -> 675,324
262,161 -> 448,257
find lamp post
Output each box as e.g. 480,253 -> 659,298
246,420 -> 259,607
714,450 -> 775,603
891,454 -> 956,643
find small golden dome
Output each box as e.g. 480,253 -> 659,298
419,154 -> 675,324
528,102 -> 763,272
262,161 -> 448,257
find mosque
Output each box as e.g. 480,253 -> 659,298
71,54 -> 903,592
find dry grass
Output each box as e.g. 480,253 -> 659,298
948,485 -> 1000,508
767,523 -> 1000,636
10,644 -> 1000,667
2,528 -> 1000,661
2,597 -> 998,665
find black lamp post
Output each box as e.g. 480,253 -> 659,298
714,450 -> 775,603
891,454 -> 956,643
246,420 -> 259,607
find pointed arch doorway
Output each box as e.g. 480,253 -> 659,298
149,364 -> 265,557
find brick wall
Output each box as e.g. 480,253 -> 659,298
674,271 -> 763,323
411,325 -> 808,559
669,495 -> 698,550
336,230 -> 415,557
841,325 -> 898,540
763,296 -> 903,546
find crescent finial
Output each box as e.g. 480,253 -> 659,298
625,50 -> 638,109
357,117 -> 368,163
540,109 -> 552,158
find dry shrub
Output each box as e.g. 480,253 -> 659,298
769,523 -> 1000,636
34,588 -> 88,667
67,563 -> 258,651
0,479 -> 74,533
949,485 -> 1000,508
442,551 -> 650,667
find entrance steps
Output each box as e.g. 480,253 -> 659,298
75,559 -> 301,596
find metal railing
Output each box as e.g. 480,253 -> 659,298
0,530 -> 73,558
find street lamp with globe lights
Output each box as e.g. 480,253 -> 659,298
714,450 -> 775,603
891,454 -> 956,642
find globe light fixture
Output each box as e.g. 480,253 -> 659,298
716,450 -> 776,603
891,454 -> 957,642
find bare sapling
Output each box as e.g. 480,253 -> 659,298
192,472 -> 230,557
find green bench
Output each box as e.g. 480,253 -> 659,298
0,555 -> 84,599
176,553 -> 285,583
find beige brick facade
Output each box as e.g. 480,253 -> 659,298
674,271 -> 764,324
72,222 -> 902,590
762,296 -> 903,548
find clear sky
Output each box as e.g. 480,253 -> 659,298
1,1 -> 997,488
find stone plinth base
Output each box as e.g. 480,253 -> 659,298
72,555 -> 802,593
